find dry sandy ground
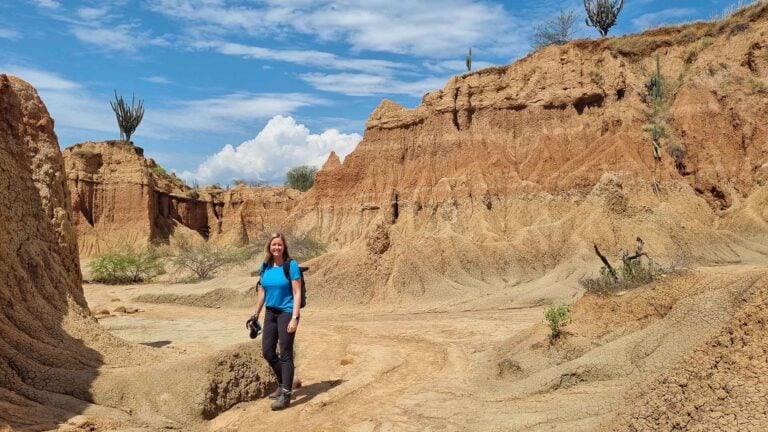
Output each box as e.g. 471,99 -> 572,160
81,260 -> 767,432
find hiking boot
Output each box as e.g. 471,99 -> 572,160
270,388 -> 291,411
268,385 -> 283,399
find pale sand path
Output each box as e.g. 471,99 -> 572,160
82,264 -> 767,431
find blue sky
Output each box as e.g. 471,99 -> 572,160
0,0 -> 743,185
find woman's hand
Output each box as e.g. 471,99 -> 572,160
287,317 -> 299,333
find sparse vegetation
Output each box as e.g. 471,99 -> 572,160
579,257 -> 664,295
580,239 -> 679,295
110,90 -> 145,142
584,0 -> 624,37
532,9 -> 578,49
683,36 -> 714,63
285,165 -> 318,192
232,178 -> 269,187
750,77 -> 768,95
151,164 -> 168,177
89,246 -> 165,284
544,305 -> 571,339
169,235 -> 250,281
642,54 -> 687,170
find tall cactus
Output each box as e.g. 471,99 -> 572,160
110,90 -> 145,142
584,0 -> 625,37
646,54 -> 664,113
465,47 -> 472,72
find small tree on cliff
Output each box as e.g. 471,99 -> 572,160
285,165 -> 318,192
532,9 -> 578,49
584,0 -> 624,37
110,90 -> 145,142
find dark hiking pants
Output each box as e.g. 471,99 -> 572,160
262,307 -> 296,390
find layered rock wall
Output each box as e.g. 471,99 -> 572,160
291,9 -> 768,303
63,142 -> 301,256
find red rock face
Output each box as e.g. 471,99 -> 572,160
289,10 -> 768,304
62,141 -> 302,255
0,74 -> 100,428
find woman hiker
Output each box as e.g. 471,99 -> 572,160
247,233 -> 302,410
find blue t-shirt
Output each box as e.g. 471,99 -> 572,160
261,260 -> 301,313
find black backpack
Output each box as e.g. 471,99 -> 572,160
260,259 -> 308,308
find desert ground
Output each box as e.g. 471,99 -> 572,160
79,251 -> 768,432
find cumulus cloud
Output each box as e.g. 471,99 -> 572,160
178,115 -> 361,185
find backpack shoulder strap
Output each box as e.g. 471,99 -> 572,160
283,259 -> 293,280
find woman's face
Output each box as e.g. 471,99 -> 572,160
269,237 -> 285,258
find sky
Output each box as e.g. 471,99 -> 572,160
0,0 -> 745,185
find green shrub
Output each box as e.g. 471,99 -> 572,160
285,165 -> 318,192
89,247 -> 165,284
151,165 -> 168,177
170,235 -> 250,281
544,305 -> 571,339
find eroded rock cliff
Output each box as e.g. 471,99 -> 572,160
1,76 -> 274,430
292,5 -> 768,305
0,73 -> 106,429
63,141 -> 301,256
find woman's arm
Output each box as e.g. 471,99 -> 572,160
287,278 -> 301,333
250,283 -> 265,325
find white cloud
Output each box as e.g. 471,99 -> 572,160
144,93 -> 324,137
178,115 -> 361,185
301,72 -> 446,97
631,8 -> 698,30
71,23 -> 168,54
1,65 -> 117,139
31,0 -> 60,9
208,41 -> 404,74
1,65 -> 324,145
0,28 -> 21,40
422,59 -> 496,74
150,0 -> 521,59
143,75 -> 172,84
76,7 -> 111,20
2,65 -> 80,91
148,0 -> 267,35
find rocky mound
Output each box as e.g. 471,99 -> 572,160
0,73 -> 114,429
612,281 -> 768,431
63,141 -> 301,256
1,75 -> 274,430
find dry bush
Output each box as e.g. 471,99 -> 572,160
579,257 -> 669,295
170,235 -> 250,281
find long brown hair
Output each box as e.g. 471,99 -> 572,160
263,233 -> 291,266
